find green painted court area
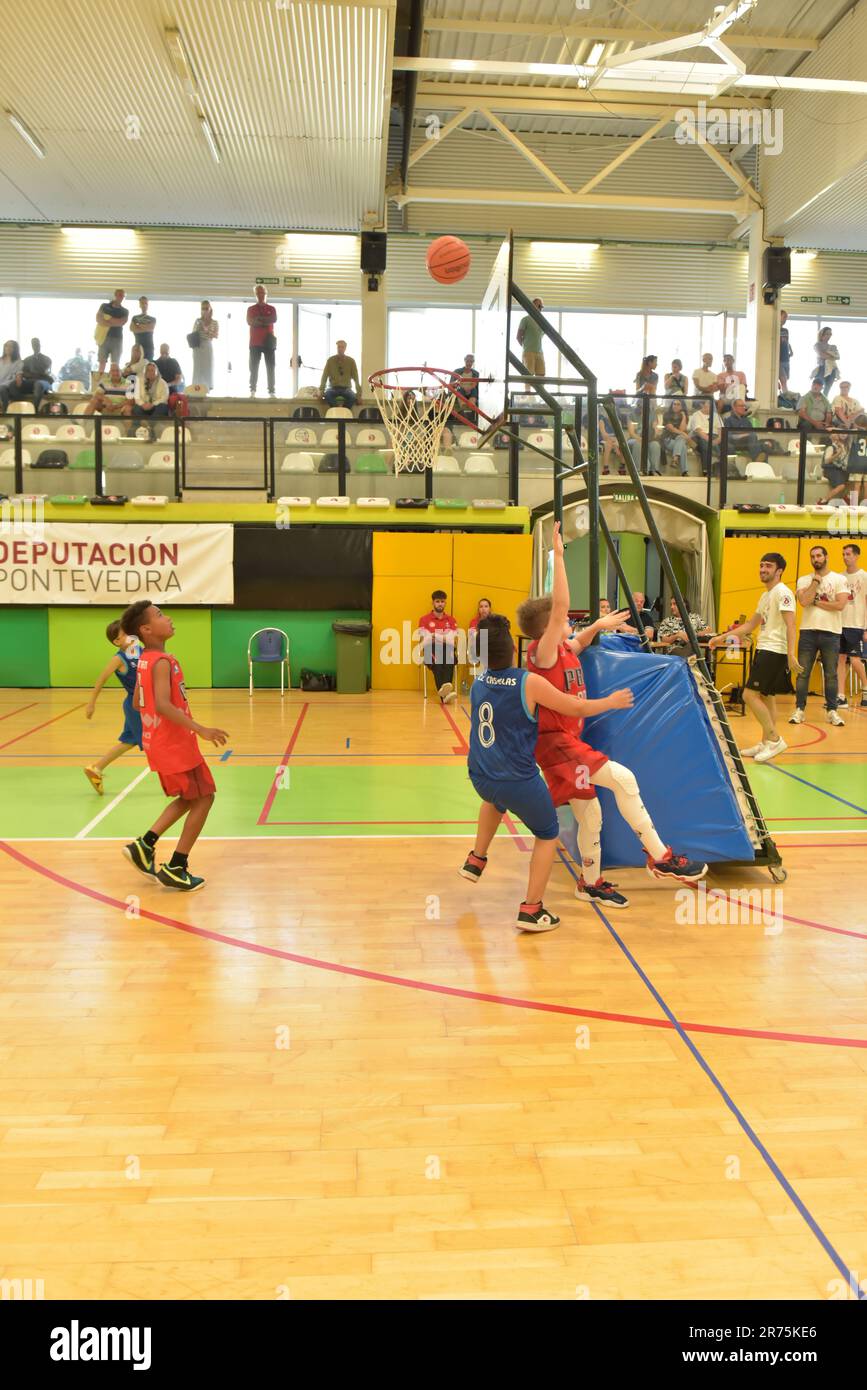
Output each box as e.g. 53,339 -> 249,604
0,758 -> 864,842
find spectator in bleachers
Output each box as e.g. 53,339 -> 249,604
692,353 -> 717,396
812,327 -> 840,395
661,399 -> 690,476
123,361 -> 169,426
416,590 -> 458,704
688,398 -> 717,475
57,347 -> 92,388
0,341 -> 24,409
468,597 -> 492,663
779,310 -> 792,394
451,354 -> 479,422
797,380 -> 833,434
725,398 -> 767,463
599,396 -> 633,475
831,381 -> 861,428
516,298 -> 546,378
664,359 -> 688,395
121,344 -> 148,386
658,597 -> 714,648
716,354 -> 747,409
130,297 -> 156,361
0,338 -> 52,413
191,301 -> 219,391
247,285 -> 277,398
631,382 -> 662,475
634,355 -> 658,393
95,290 -> 128,370
84,364 -> 130,416
156,343 -> 184,393
319,340 -> 361,407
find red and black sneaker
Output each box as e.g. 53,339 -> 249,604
575,877 -> 629,908
459,851 -> 488,883
647,848 -> 708,883
515,902 -> 561,933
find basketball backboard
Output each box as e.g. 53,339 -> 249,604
476,232 -> 513,423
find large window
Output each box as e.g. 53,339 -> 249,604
388,307 -> 474,376
646,315 -> 701,388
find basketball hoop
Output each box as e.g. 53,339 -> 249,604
368,366 -> 503,472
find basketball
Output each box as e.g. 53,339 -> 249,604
426,235 -> 471,284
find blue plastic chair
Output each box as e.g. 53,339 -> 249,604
248,627 -> 290,696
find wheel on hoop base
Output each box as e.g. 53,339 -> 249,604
768,864 -> 787,884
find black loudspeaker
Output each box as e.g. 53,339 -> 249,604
360,232 -> 387,275
763,246 -> 791,289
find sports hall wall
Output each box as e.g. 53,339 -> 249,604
3,227 -> 867,315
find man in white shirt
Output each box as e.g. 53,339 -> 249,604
790,544 -> 849,726
836,542 -> 867,710
688,398 -> 717,475
692,353 -> 717,396
709,553 -> 801,762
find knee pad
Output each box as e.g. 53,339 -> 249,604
570,796 -> 601,833
607,762 -> 639,797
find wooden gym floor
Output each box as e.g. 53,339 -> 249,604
0,686 -> 865,1301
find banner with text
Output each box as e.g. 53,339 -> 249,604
0,523 -> 234,605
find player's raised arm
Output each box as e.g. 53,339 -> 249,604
533,521 -> 570,669
524,672 -> 633,719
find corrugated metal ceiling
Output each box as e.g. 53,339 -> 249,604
0,0 -> 395,230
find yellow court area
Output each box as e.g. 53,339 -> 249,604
0,687 -> 866,1300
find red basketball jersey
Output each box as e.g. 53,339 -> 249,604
136,650 -> 202,774
526,639 -> 587,739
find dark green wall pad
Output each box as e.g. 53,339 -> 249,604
0,608 -> 50,686
233,526 -> 372,610
212,609 -> 371,687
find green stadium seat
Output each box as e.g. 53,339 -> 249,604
355,451 -> 388,474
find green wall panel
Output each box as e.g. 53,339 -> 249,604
0,608 -> 50,686
48,608 -> 212,687
211,610 -> 371,688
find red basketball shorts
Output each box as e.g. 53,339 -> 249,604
156,760 -> 216,801
535,733 -> 608,807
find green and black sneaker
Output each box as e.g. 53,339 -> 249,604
123,838 -> 156,878
156,863 -> 205,892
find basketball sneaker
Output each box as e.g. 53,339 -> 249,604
740,741 -> 767,758
84,765 -> 104,794
515,902 -> 561,933
459,851 -> 487,882
157,864 -> 205,892
837,694 -> 847,707
123,838 -> 156,877
647,849 -> 708,883
827,709 -> 845,726
575,877 -> 629,909
788,708 -> 805,724
438,682 -> 457,705
754,736 -> 786,763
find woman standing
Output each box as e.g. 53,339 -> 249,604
664,359 -> 688,395
191,301 -> 219,391
634,355 -> 658,394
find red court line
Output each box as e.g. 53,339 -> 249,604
0,702 -> 87,751
502,812 -> 531,853
2,839 -> 866,1053
776,842 -> 867,850
440,701 -> 469,755
786,723 -> 828,751
267,818 -> 478,826
767,815 -> 867,822
256,703 -> 309,826
0,702 -> 38,724
707,889 -> 867,942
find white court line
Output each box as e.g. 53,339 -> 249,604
74,768 -> 152,840
4,832 -> 487,842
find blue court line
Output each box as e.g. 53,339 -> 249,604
764,763 -> 867,817
219,749 -> 233,762
556,847 -> 865,1299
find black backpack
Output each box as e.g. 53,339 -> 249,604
318,453 -> 349,473
300,668 -> 336,692
395,497 -> 430,508
33,449 -> 69,469
38,400 -> 69,417
292,405 -> 321,421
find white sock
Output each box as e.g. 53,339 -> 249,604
591,760 -> 667,861
569,796 -> 602,883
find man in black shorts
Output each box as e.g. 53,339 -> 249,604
708,553 -> 802,763
837,541 -> 867,710
844,414 -> 867,506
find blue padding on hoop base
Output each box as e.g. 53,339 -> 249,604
556,634 -> 755,869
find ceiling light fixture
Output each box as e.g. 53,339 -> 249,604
587,43 -> 606,66
7,111 -> 44,159
199,116 -> 221,164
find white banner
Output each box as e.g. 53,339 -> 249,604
0,523 -> 234,605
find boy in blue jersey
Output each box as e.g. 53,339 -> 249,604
83,619 -> 142,794
460,612 -> 634,932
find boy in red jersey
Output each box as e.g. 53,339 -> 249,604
120,600 -> 228,891
517,524 -> 707,908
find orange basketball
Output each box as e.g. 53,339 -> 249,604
426,235 -> 471,285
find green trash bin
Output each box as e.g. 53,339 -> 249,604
332,621 -> 371,693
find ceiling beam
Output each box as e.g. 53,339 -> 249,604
407,106 -> 477,168
695,137 -> 762,207
394,187 -> 749,217
422,20 -> 820,53
415,84 -> 770,116
576,113 -> 671,194
476,108 -> 572,194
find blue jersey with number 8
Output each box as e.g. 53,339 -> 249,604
468,667 -> 538,781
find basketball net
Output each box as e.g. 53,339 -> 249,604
369,369 -> 458,474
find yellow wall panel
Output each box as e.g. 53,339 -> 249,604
452,535 -> 533,632
372,532 -> 454,579
371,534 -> 455,690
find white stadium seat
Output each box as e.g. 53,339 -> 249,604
7,401 -> 35,415
0,448 -> 30,469
22,422 -> 52,439
280,451 -> 316,473
354,427 -> 387,447
145,450 -> 175,471
463,452 -> 497,475
432,455 -> 461,474
55,423 -> 87,440
159,426 -> 192,442
325,406 -> 353,419
456,429 -> 481,448
286,426 -> 317,446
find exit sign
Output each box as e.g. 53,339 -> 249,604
800,295 -> 822,303
827,294 -> 850,305
255,276 -> 280,286
283,276 -> 302,286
